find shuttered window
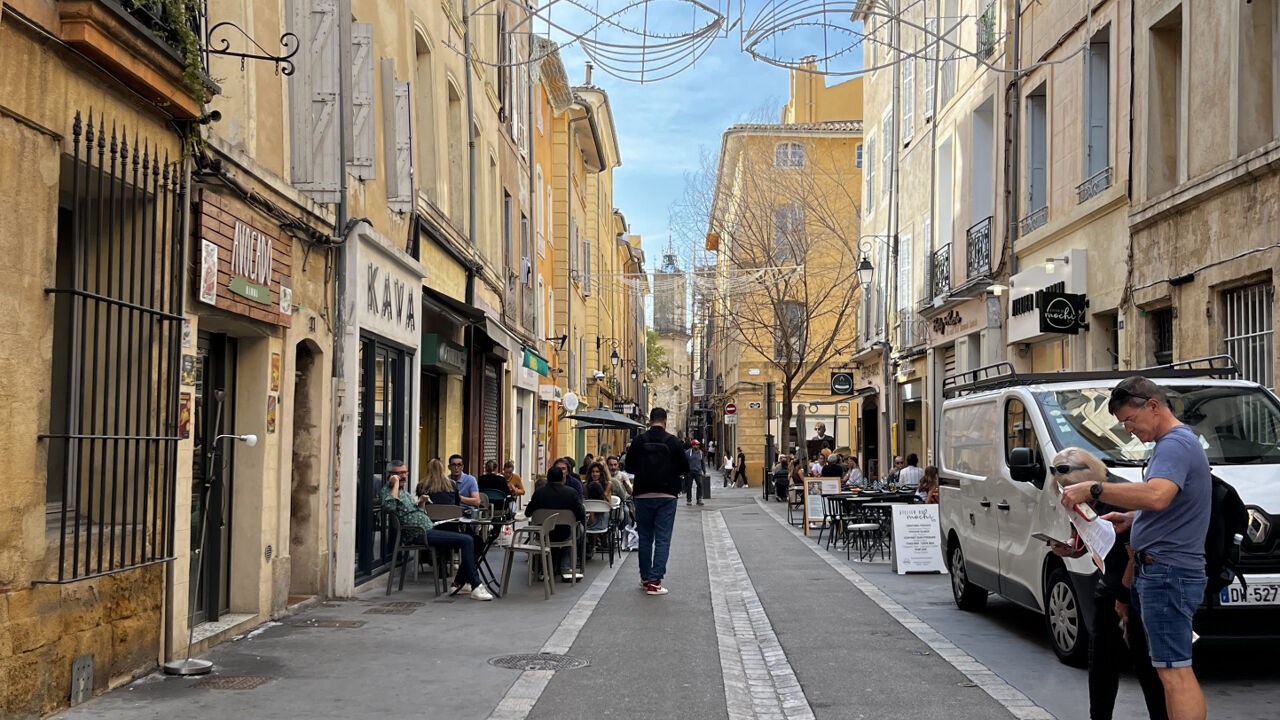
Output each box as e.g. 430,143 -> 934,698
483,364 -> 501,465
924,18 -> 937,120
382,59 -> 413,213
1224,284 -> 1275,390
348,23 -> 375,179
901,53 -> 914,144
288,0 -> 340,202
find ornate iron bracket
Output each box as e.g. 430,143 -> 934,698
205,22 -> 300,76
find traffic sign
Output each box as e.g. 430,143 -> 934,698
725,402 -> 737,415
724,414 -> 737,425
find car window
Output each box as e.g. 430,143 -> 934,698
942,401 -> 998,478
1006,397 -> 1045,487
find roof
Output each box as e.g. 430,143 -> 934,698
531,37 -> 574,113
725,121 -> 864,135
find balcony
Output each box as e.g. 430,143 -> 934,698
896,310 -> 926,350
966,216 -> 993,279
1076,166 -> 1113,204
976,1 -> 997,59
1019,206 -> 1048,236
930,243 -> 952,300
57,0 -> 210,118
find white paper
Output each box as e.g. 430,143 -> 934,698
1069,512 -> 1116,571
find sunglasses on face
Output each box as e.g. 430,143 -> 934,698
1049,464 -> 1090,476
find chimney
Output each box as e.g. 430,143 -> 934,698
585,61 -> 594,85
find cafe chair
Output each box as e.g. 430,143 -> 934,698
530,509 -> 579,583
423,505 -> 464,592
845,521 -> 881,561
481,487 -> 515,521
786,485 -> 805,525
583,499 -> 615,568
501,510 -> 558,599
817,496 -> 848,551
385,511 -> 431,596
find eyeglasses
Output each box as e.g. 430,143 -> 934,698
1049,464 -> 1090,476
448,462 -> 463,468
389,470 -> 407,476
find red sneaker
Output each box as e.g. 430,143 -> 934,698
644,581 -> 668,596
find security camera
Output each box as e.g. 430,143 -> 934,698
591,369 -> 607,380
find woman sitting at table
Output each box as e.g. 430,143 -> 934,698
842,456 -> 865,489
416,458 -> 459,506
382,461 -> 492,601
583,461 -> 613,554
917,466 -> 940,504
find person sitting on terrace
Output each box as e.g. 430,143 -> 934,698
525,465 -> 587,582
448,454 -> 481,510
417,458 -> 458,506
383,460 -> 492,601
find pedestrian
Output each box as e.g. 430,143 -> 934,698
733,447 -> 749,488
684,440 -> 708,506
722,452 -> 734,486
625,407 -> 689,595
1061,376 -> 1211,720
1052,448 -> 1168,720
897,453 -> 924,491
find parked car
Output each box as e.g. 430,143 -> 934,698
937,357 -> 1280,666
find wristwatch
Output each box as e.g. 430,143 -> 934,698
1090,481 -> 1104,499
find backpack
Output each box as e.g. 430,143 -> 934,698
1205,474 -> 1249,598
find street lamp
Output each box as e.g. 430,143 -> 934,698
856,256 -> 874,286
610,348 -> 620,367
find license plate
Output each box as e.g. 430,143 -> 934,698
1219,582 -> 1280,606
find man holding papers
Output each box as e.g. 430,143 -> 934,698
1060,377 -> 1211,720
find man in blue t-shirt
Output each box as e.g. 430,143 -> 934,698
448,454 -> 481,511
1061,376 -> 1210,720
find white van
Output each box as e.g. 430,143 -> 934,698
937,357 -> 1280,666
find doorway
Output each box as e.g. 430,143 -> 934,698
289,340 -> 322,595
356,336 -> 411,581
860,397 -> 880,480
192,332 -> 237,623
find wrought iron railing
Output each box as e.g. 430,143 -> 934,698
1076,166 -> 1113,204
931,243 -> 952,300
977,1 -> 998,59
120,0 -> 208,69
896,309 -> 926,350
41,109 -> 185,581
1020,206 -> 1048,236
966,216 -> 993,279
918,250 -> 935,309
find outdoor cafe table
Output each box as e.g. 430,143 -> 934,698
434,516 -> 515,598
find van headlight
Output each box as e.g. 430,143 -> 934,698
1246,507 -> 1272,545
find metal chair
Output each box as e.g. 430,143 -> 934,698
530,508 -> 579,582
385,511 -> 430,596
583,499 -> 615,567
422,505 -> 463,593
501,511 -> 557,599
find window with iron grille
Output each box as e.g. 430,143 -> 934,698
1224,283 -> 1275,390
43,111 -> 185,581
1151,308 -> 1174,366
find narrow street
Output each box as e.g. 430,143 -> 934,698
52,473 -> 1280,720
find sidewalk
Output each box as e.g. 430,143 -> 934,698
53,479 -> 1029,720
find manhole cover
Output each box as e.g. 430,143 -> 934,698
488,653 -> 590,671
382,601 -> 424,609
363,607 -> 416,615
285,619 -> 367,629
195,677 -> 269,690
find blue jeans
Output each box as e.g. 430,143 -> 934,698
1132,560 -> 1206,668
423,528 -> 480,587
634,497 -> 678,582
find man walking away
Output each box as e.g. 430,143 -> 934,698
626,407 -> 689,596
684,440 -> 707,506
897,453 -> 925,491
1061,376 -> 1210,720
733,447 -> 748,488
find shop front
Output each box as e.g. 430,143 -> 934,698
1007,248 -> 1089,372
516,349 -> 550,478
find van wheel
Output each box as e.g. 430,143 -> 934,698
1045,567 -> 1089,667
949,542 -> 988,611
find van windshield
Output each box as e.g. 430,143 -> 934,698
1035,385 -> 1280,465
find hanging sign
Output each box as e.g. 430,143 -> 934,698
1038,291 -> 1089,335
891,504 -> 948,574
198,192 -> 292,327
830,371 -> 854,394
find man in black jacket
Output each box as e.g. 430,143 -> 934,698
525,466 -> 587,582
625,407 -> 689,595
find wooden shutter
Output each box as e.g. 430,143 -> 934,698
1086,41 -> 1109,176
924,19 -> 937,120
290,0 -> 340,202
901,54 -> 914,143
382,59 -> 413,213
349,23 -> 375,180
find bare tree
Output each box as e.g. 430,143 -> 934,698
675,125 -> 864,459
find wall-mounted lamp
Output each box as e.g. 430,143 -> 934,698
856,257 -> 874,286
1044,256 -> 1070,274
610,349 -> 620,367
987,283 -> 1009,296
545,334 -> 569,350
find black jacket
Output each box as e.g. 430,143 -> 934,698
525,483 -> 586,541
625,426 -> 690,496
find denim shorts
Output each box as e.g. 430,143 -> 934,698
1132,560 -> 1206,668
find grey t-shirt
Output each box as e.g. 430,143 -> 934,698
1132,424 -> 1211,570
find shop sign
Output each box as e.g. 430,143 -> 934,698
522,349 -> 550,376
421,334 -> 467,374
1008,249 -> 1088,343
516,365 -> 540,391
197,192 -> 292,327
357,228 -> 425,346
693,379 -> 704,397
830,371 -> 854,395
538,385 -> 563,402
1039,292 -> 1089,335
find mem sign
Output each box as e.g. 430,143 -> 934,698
1038,291 -> 1088,335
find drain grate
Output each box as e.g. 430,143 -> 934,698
382,601 -> 425,609
285,618 -> 367,629
488,653 -> 590,671
363,607 -> 417,615
195,677 -> 269,690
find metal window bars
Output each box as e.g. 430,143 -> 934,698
39,110 -> 185,582
1076,166 -> 1113,204
965,216 -> 993,279
1019,205 -> 1048,236
931,243 -> 952,300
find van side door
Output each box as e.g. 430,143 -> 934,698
997,394 -> 1051,610
939,399 -> 1002,592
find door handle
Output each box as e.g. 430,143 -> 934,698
979,498 -> 992,508
997,501 -> 1011,511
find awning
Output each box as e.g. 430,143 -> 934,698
522,349 -> 550,377
422,287 -> 484,327
566,407 -> 646,429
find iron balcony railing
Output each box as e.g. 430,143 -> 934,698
896,309 -> 926,350
918,250 -> 935,309
1076,166 -> 1113,204
931,243 -> 952,300
1020,205 -> 1048,236
119,0 -> 209,70
977,1 -> 998,59
966,216 -> 993,279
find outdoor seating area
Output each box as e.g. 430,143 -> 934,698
807,490 -> 920,563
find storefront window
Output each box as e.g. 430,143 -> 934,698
356,336 -> 412,580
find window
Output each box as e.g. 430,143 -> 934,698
880,109 -> 893,204
937,137 -> 953,251
939,0 -> 958,105
382,60 -> 413,213
1147,6 -> 1183,196
582,228 -> 592,297
1224,283 -> 1275,390
977,0 -> 998,59
942,402 -> 998,477
869,17 -> 878,67
901,50 -> 915,144
773,206 -> 804,264
774,142 -> 805,168
1238,0 -> 1276,155
865,133 -> 877,210
287,0 -> 340,202
349,23 -> 375,181
924,17 -> 937,120
503,191 -> 513,271
1084,27 -> 1110,180
897,232 -> 913,311
856,143 -> 863,168
534,164 -> 545,256
774,301 -> 806,362
971,99 -> 995,224
1151,308 -> 1174,366
446,81 -> 465,224
414,32 -> 437,199
1005,398 -> 1044,487
1025,84 -> 1048,214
